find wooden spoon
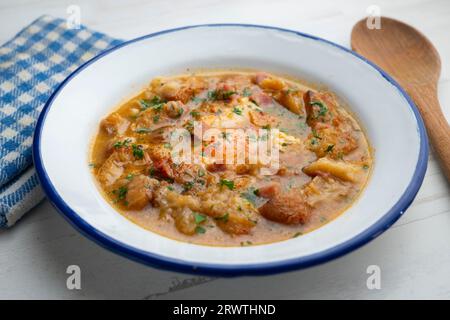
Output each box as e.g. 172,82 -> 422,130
351,16 -> 450,180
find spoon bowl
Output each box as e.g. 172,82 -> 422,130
352,16 -> 450,180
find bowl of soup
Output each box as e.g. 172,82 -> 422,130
33,24 -> 427,275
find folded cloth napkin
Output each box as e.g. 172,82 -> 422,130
0,15 -> 122,227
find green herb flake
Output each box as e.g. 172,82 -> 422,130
139,96 -> 166,111
311,101 -> 328,117
135,127 -> 152,134
312,129 -> 322,139
214,213 -> 229,223
190,110 -> 201,118
116,186 -> 128,200
183,181 -> 194,192
222,90 -> 237,100
207,90 -> 218,101
195,226 -> 206,234
325,144 -> 335,153
138,99 -> 150,109
232,107 -> 242,115
113,138 -> 131,149
132,144 -> 144,159
194,212 -> 207,224
219,179 -> 235,190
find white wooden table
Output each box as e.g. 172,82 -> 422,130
0,0 -> 449,299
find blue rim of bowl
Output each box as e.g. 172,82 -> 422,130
33,24 -> 428,276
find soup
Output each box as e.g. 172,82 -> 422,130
90,71 -> 372,246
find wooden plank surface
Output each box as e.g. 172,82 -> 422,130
0,0 -> 449,299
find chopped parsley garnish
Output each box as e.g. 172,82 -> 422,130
207,89 -> 237,101
194,212 -> 207,224
362,164 -> 370,170
132,144 -> 144,159
207,90 -> 218,101
135,127 -> 152,134
214,213 -> 229,223
126,173 -> 134,181
221,90 -> 237,100
195,226 -> 206,234
153,114 -> 160,123
139,99 -> 150,109
190,110 -> 200,118
139,95 -> 165,111
113,138 -> 131,149
311,101 -> 328,117
325,144 -> 335,153
312,129 -> 322,139
183,181 -> 194,192
219,179 -> 235,190
232,107 -> 242,115
113,186 -> 127,201
292,232 -> 303,238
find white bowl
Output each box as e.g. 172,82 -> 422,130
33,24 -> 428,276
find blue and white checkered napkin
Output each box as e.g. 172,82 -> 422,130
0,15 -> 122,227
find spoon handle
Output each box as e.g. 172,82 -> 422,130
408,84 -> 450,180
